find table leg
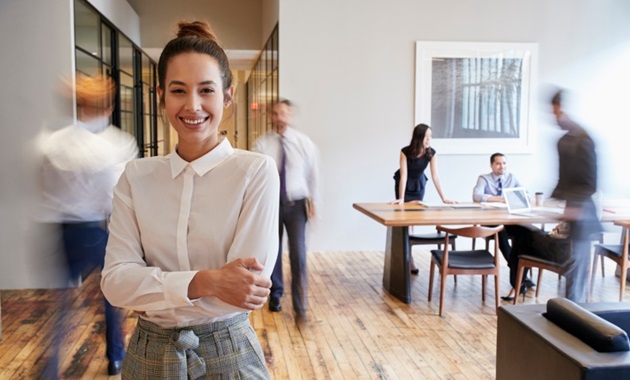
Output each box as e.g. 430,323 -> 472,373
383,226 -> 411,303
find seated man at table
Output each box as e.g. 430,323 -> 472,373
472,153 -> 522,258
504,223 -> 571,300
473,153 -> 535,288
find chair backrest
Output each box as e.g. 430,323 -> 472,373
436,225 -> 503,239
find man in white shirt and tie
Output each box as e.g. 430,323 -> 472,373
253,99 -> 319,325
472,153 -> 534,285
472,153 -> 522,204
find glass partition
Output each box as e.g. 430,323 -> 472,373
119,71 -> 135,136
73,0 -> 166,157
246,24 -> 279,149
74,0 -> 99,57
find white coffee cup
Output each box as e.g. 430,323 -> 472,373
535,192 -> 544,207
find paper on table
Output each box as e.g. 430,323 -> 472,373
419,201 -> 482,209
418,201 -> 452,208
481,202 -> 508,209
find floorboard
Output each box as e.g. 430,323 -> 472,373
1,248 -> 629,379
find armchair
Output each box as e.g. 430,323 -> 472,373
497,298 -> 630,380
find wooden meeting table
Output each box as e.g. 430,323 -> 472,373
353,201 -> 630,304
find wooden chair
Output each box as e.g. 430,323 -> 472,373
428,225 -> 503,316
409,229 -> 457,250
408,228 -> 457,276
590,227 -> 629,301
513,255 -> 565,304
511,230 -> 604,303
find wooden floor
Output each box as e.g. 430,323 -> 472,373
1,248 -> 628,379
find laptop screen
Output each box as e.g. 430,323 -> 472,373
503,187 -> 531,213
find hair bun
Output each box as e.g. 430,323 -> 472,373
176,21 -> 219,43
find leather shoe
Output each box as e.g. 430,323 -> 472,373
519,284 -> 528,295
269,297 -> 282,312
295,312 -> 308,328
108,360 -> 123,376
524,278 -> 536,288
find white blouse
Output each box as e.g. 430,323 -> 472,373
101,139 -> 279,328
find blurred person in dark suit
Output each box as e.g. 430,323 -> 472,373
550,89 -> 601,303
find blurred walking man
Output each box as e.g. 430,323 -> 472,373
253,99 -> 319,326
550,89 -> 601,302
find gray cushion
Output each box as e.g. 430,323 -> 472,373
544,298 -> 630,353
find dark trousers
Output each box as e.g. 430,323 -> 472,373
42,223 -> 125,377
507,224 -> 571,288
271,199 -> 308,315
497,227 -> 514,262
565,199 -> 602,303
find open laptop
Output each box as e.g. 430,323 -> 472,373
504,187 -> 565,217
503,187 -> 539,216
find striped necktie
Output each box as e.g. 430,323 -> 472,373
279,137 -> 288,202
497,177 -> 503,196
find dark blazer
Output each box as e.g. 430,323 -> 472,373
551,123 -> 597,203
551,117 -> 601,238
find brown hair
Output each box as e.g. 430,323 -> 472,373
157,21 -> 233,106
409,123 -> 434,159
490,152 -> 505,164
75,73 -> 115,110
551,89 -> 563,107
276,98 -> 293,108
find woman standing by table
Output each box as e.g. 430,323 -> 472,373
393,123 -> 455,273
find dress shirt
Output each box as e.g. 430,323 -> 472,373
38,118 -> 138,222
472,172 -> 522,202
252,127 -> 319,205
101,139 -> 279,328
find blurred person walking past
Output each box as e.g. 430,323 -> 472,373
550,89 -> 602,303
101,21 -> 279,379
253,99 -> 319,325
38,73 -> 138,377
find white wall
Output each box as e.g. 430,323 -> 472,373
0,0 -> 76,288
280,0 -> 630,251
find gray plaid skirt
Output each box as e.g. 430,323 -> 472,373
122,313 -> 269,379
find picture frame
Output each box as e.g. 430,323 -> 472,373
415,41 -> 538,154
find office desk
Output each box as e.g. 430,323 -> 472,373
353,202 -> 629,304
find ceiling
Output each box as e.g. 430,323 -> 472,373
126,0 -> 264,70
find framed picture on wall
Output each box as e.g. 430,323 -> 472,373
415,41 -> 539,154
